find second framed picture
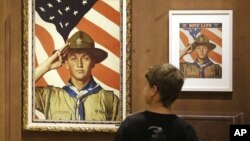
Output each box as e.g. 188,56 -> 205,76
169,10 -> 233,92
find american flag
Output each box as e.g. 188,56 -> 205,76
179,23 -> 222,66
35,0 -> 121,97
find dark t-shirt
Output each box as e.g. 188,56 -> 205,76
115,111 -> 199,141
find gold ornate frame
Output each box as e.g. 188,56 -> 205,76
23,0 -> 132,132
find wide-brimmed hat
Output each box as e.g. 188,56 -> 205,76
191,34 -> 216,50
64,31 -> 107,63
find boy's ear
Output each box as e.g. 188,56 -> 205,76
151,85 -> 158,96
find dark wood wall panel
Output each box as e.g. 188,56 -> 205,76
22,132 -> 115,141
0,0 -> 7,140
177,111 -> 244,141
0,0 -> 250,141
9,0 -> 22,140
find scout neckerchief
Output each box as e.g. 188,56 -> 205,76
62,77 -> 102,120
193,58 -> 213,78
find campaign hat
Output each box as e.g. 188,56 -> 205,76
191,34 -> 216,50
64,31 -> 107,63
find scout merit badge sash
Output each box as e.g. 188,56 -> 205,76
193,59 -> 213,78
62,78 -> 102,120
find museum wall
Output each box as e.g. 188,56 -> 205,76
0,0 -> 250,141
131,0 -> 250,122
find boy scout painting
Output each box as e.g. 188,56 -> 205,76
35,31 -> 120,121
179,23 -> 222,78
34,0 -> 122,121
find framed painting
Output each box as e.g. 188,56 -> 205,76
22,0 -> 132,132
169,10 -> 233,91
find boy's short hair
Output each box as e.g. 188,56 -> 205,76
145,63 -> 184,108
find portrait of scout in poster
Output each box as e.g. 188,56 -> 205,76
34,0 -> 122,122
179,23 -> 222,79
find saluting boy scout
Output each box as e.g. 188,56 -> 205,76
35,31 -> 120,121
179,34 -> 222,78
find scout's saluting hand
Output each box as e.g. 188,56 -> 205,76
35,43 -> 69,82
179,44 -> 193,59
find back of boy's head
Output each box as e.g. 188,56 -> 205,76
145,63 -> 184,108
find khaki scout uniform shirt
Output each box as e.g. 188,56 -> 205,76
35,86 -> 119,121
180,62 -> 222,78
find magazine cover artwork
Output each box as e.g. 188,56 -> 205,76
179,23 -> 222,79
